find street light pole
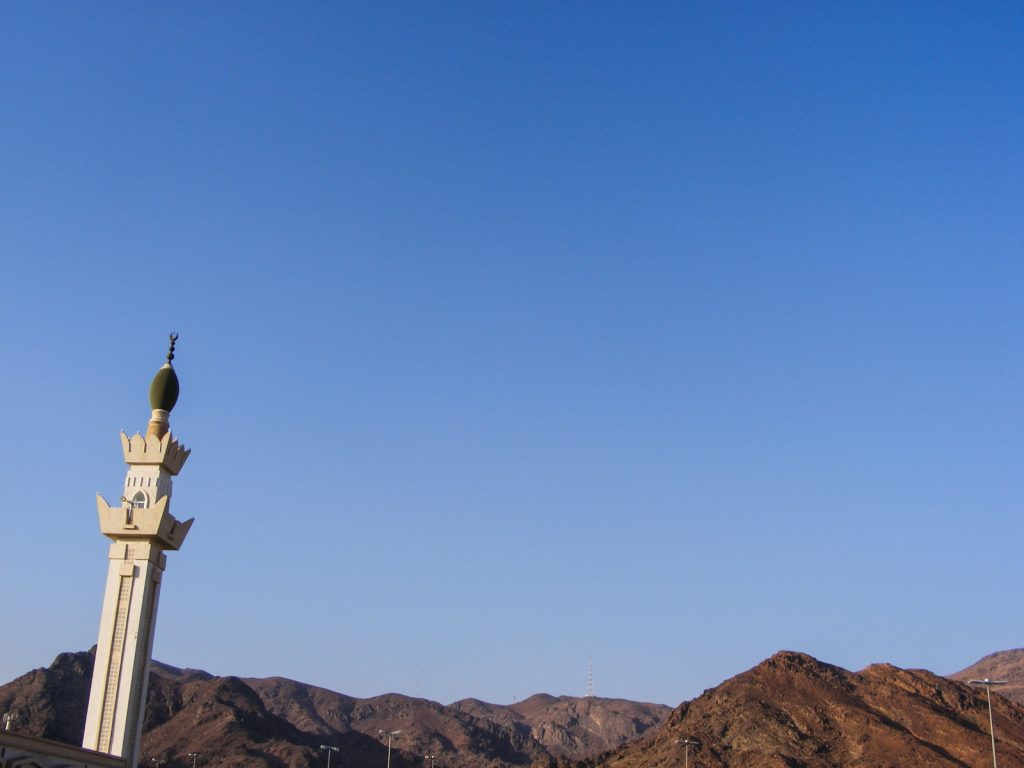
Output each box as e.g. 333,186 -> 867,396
320,744 -> 340,768
675,738 -> 700,768
968,679 -> 1008,768
187,753 -> 200,768
379,730 -> 402,768
425,754 -> 436,768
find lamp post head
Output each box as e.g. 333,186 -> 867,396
968,679 -> 1009,686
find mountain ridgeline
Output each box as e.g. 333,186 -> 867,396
951,648 -> 1024,706
6,649 -> 1024,767
0,650 -> 668,768
602,650 -> 1024,768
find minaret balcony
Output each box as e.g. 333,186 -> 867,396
96,493 -> 193,550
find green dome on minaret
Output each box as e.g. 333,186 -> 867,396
149,333 -> 180,412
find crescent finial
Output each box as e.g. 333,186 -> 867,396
167,333 -> 178,363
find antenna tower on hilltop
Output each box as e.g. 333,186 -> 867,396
586,657 -> 594,697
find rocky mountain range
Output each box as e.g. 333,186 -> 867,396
0,650 -> 668,768
598,650 -> 1024,768
6,648 -> 1024,768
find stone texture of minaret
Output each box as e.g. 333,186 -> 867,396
82,335 -> 194,768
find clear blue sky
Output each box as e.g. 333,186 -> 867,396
1,2 -> 1022,707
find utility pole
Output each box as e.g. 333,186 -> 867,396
379,730 -> 402,768
969,679 -> 1008,768
320,744 -> 340,768
675,738 -> 700,768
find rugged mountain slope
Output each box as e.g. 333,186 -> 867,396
507,694 -> 660,757
0,651 -> 668,768
240,678 -> 547,768
0,650 -> 93,745
600,651 -> 1024,768
951,648 -> 1024,706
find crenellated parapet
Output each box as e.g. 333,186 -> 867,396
96,493 -> 194,551
120,431 -> 190,475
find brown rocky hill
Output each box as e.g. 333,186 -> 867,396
0,650 -> 93,746
0,650 -> 668,768
507,694 -> 655,757
951,649 -> 1024,706
599,650 -> 1024,768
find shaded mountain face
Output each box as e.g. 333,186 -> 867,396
599,651 -> 1024,768
0,650 -> 93,745
236,679 -> 667,768
951,648 -> 1024,706
0,651 -> 668,768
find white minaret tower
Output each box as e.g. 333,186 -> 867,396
83,334 -> 194,767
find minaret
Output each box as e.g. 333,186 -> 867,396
83,334 -> 194,767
